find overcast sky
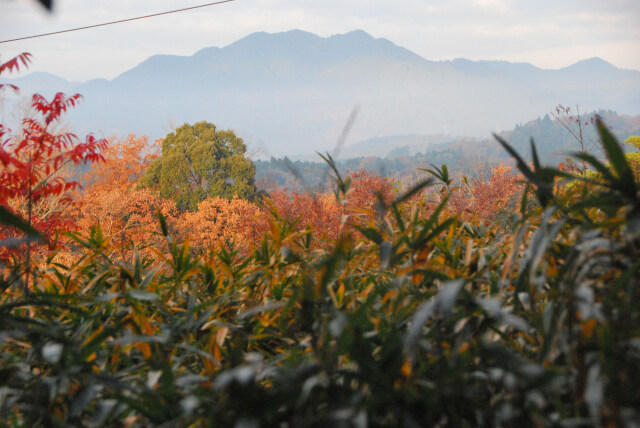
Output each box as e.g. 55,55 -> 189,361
1,0 -> 639,82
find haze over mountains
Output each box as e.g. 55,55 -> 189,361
2,29 -> 640,156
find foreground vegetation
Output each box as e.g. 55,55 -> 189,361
2,55 -> 640,426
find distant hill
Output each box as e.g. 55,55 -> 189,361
256,111 -> 640,189
2,30 -> 640,156
340,134 -> 455,158
454,110 -> 640,164
0,71 -> 79,96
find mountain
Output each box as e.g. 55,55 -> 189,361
0,71 -> 79,96
2,29 -> 640,156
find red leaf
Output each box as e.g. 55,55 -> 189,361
0,53 -> 31,75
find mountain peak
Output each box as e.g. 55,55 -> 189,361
227,29 -> 321,49
563,57 -> 618,72
185,29 -> 425,69
332,29 -> 374,40
575,57 -> 612,66
324,30 -> 424,63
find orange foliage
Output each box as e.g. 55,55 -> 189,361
266,170 -> 394,241
177,196 -> 266,253
72,135 -> 172,255
268,189 -> 342,239
345,169 -> 394,209
449,164 -> 522,223
467,164 -> 521,221
82,134 -> 159,194
62,141 -> 397,255
47,131 -> 523,259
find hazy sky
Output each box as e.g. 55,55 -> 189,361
1,0 -> 639,81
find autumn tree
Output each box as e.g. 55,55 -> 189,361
0,53 -> 106,288
82,134 -> 159,194
265,170 -> 394,243
345,169 -> 394,209
139,122 -> 257,211
72,135 -> 178,258
176,196 -> 267,253
268,188 -> 342,240
0,54 -> 106,238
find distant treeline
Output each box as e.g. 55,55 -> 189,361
256,109 -> 640,189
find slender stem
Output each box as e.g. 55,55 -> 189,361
25,142 -> 33,294
24,124 -> 50,294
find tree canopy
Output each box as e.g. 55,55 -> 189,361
139,121 -> 256,211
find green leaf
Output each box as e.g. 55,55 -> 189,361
110,334 -> 168,346
392,204 -> 405,232
421,164 -> 451,186
392,177 -> 433,207
139,267 -> 160,291
355,226 -> 383,244
495,135 -> 556,207
156,209 -> 169,237
530,138 -> 541,171
597,118 -> 635,186
494,134 -> 536,183
0,206 -> 44,240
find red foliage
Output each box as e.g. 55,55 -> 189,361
0,53 -> 31,94
0,53 -> 107,252
266,170 -> 394,241
268,188 -> 341,239
345,169 -> 394,209
447,164 -> 522,223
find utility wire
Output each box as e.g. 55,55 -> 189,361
0,0 -> 236,44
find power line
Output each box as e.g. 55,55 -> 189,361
0,0 -> 236,44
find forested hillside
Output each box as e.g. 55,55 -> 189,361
256,109 -> 640,189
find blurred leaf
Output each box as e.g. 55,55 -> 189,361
597,118 -> 635,187
495,134 -> 555,207
404,279 -> 464,358
355,226 -> 383,244
70,385 -> 103,417
392,177 -> 434,207
157,209 -> 169,237
0,206 -> 44,240
127,289 -> 160,301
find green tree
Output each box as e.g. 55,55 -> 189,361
139,121 -> 256,211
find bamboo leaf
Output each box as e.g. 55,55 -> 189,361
597,118 -> 635,186
392,177 -> 433,207
0,206 -> 44,240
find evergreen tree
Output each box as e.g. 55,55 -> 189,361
139,121 -> 256,211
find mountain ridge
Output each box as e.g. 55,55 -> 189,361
1,29 -> 639,156
10,30 -> 633,86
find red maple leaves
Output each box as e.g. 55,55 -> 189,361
0,53 -> 107,247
